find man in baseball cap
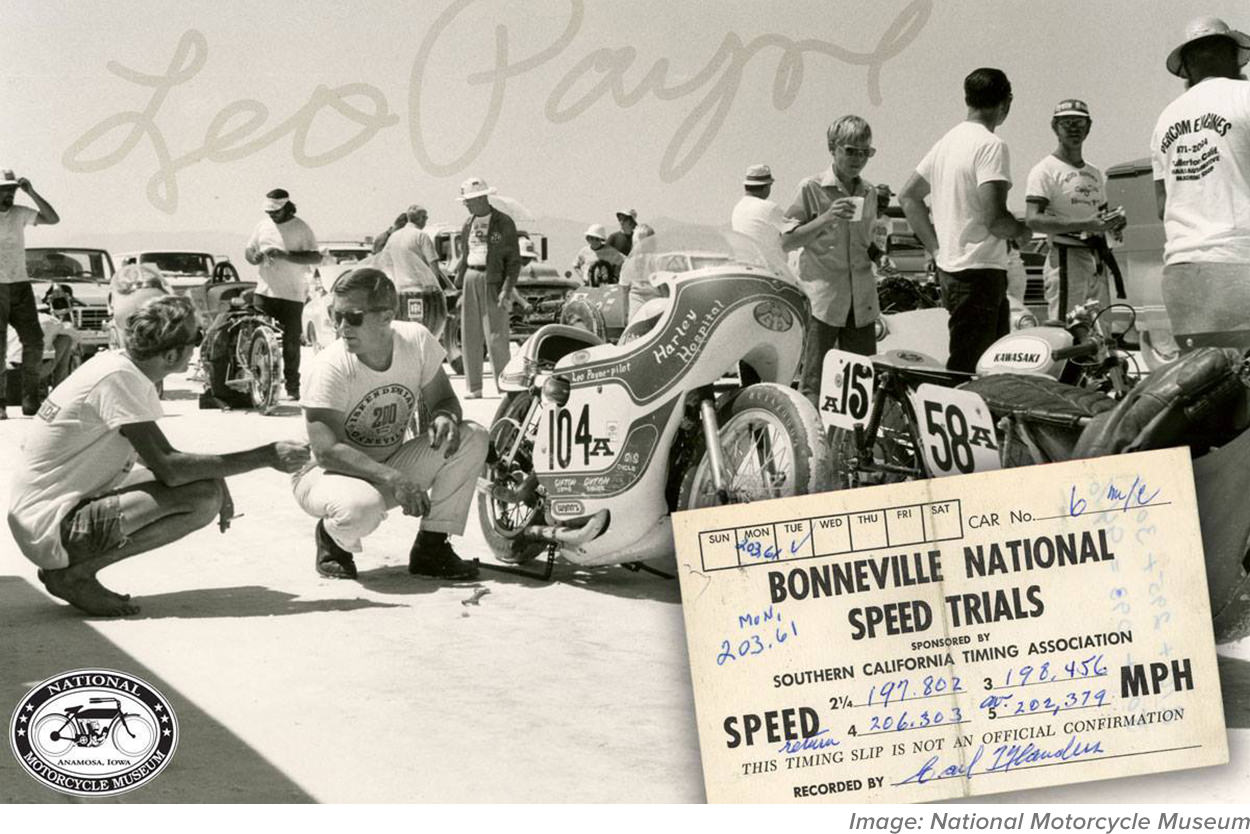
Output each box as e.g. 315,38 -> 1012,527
1024,98 -> 1126,321
0,168 -> 61,418
731,164 -> 788,275
608,208 -> 638,257
570,223 -> 624,285
1153,16 -> 1250,351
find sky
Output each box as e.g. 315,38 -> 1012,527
2,0 -> 1246,262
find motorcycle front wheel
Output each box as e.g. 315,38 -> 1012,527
677,383 -> 831,509
248,328 -> 283,412
477,390 -> 549,565
828,391 -> 924,488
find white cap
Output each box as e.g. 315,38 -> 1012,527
584,224 -> 607,240
458,177 -> 496,200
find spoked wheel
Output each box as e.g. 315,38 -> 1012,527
829,391 -> 924,488
560,299 -> 607,341
110,715 -> 157,757
477,391 -> 548,565
677,383 -> 830,509
32,715 -> 74,757
247,328 -> 283,412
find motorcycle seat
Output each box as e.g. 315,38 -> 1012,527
959,374 -> 1115,428
524,323 -> 604,367
872,349 -> 972,386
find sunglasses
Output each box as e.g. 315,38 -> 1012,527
838,145 -> 876,159
332,308 -> 389,327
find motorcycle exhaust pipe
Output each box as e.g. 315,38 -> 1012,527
520,509 -> 610,546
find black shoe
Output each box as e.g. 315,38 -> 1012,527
408,539 -> 480,580
315,520 -> 357,579
21,395 -> 40,416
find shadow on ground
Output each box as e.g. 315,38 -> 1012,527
0,576 -> 314,802
1218,654 -> 1250,728
124,585 -> 403,619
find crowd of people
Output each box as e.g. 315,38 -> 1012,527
4,14 -> 1249,616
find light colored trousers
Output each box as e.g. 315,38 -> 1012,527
461,268 -> 511,394
292,423 -> 489,552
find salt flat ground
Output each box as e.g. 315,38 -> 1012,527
0,349 -> 1245,803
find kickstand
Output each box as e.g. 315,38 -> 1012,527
477,543 -> 557,582
622,561 -> 677,580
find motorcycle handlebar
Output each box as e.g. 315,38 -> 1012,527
1052,341 -> 1100,362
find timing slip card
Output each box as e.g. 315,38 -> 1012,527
672,447 -> 1228,803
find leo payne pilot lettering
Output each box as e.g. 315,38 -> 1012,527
672,448 -> 1228,803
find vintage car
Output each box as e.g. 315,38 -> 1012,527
115,250 -> 247,330
25,247 -> 115,354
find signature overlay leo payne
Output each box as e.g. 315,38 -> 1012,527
61,0 -> 931,213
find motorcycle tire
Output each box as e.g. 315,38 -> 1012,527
207,355 -> 252,409
444,315 -> 464,376
828,391 -> 925,488
476,390 -> 549,565
676,383 -> 832,510
247,328 -> 284,413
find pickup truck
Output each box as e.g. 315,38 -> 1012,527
25,246 -> 115,355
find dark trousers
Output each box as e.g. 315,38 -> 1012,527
799,307 -> 878,405
938,267 -> 1009,373
253,294 -> 303,395
0,282 -> 44,405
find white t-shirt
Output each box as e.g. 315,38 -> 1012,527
8,351 -> 164,569
0,205 -> 38,285
466,214 -> 490,268
300,321 -> 447,462
1151,77 -> 1250,264
1026,155 -> 1106,240
381,224 -> 440,290
915,121 -> 1013,272
246,215 -> 318,301
731,195 -> 788,272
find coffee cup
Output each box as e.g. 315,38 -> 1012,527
847,196 -> 865,221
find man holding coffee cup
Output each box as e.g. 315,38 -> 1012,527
782,115 -> 881,407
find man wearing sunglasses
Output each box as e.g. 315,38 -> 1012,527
8,295 -> 311,616
782,115 -> 883,406
294,268 -> 488,581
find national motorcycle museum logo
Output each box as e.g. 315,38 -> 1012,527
9,669 -> 179,797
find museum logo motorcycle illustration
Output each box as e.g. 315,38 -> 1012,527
9,669 -> 179,797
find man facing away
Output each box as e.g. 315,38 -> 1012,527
0,169 -> 60,418
782,116 -> 882,405
731,163 -> 789,275
1025,99 -> 1127,321
900,68 -> 1032,373
244,187 -> 321,399
1153,16 -> 1250,351
8,295 -> 309,616
380,203 -> 444,290
294,268 -> 487,581
452,177 -> 521,399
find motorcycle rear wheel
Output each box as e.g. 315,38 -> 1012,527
829,391 -> 924,488
248,328 -> 283,412
677,383 -> 831,509
477,391 -> 549,565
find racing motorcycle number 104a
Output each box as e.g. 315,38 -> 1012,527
534,385 -> 630,474
907,384 -> 1000,477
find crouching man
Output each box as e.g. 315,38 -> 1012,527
293,268 -> 487,580
7,295 -> 310,616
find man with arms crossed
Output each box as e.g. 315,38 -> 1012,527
294,268 -> 487,581
1025,99 -> 1127,321
245,187 -> 320,399
900,68 -> 1032,373
8,295 -> 309,616
1153,16 -> 1250,350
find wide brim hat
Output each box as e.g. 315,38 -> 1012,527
458,177 -> 497,201
1166,16 -> 1250,76
743,163 -> 774,186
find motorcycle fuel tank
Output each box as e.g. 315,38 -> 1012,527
976,326 -> 1073,378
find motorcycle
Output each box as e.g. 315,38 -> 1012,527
823,302 -> 1139,487
477,228 -> 831,576
199,290 -> 284,413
